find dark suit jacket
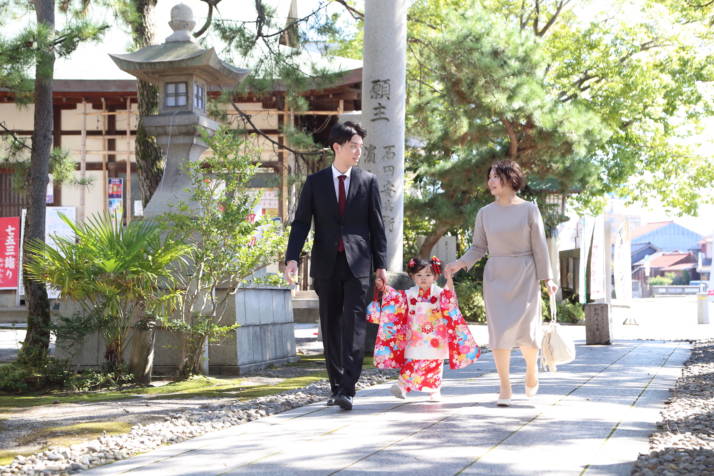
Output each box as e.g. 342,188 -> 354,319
285,166 -> 387,279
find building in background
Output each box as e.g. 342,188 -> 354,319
631,221 -> 703,253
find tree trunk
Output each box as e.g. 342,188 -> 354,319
418,223 -> 452,259
19,0 -> 55,365
130,1 -> 164,205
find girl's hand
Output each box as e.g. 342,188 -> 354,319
444,275 -> 455,291
444,261 -> 464,280
545,279 -> 558,296
375,278 -> 386,292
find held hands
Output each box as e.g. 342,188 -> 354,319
443,260 -> 465,280
444,274 -> 455,291
375,268 -> 387,288
284,260 -> 299,285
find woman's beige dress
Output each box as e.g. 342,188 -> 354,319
457,201 -> 552,349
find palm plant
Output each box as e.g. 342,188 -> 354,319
24,213 -> 190,371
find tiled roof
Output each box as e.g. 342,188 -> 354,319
648,252 -> 696,268
631,221 -> 672,239
661,263 -> 697,271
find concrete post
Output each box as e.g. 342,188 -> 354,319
361,0 -> 407,273
698,293 -> 710,324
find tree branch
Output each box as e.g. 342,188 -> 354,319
500,117 -> 519,158
0,122 -> 33,152
536,0 -> 572,36
194,0 -> 222,38
229,101 -> 324,161
558,40 -> 666,102
533,0 -> 541,35
333,0 -> 364,20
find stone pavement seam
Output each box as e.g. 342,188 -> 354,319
453,412 -> 540,476
329,401 -> 479,476
578,342 -> 686,476
208,400 -> 415,476
454,343 -> 644,474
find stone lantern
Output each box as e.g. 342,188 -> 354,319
109,2 -> 248,218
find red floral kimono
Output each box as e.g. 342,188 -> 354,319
367,284 -> 480,392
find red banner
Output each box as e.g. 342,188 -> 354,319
0,217 -> 20,289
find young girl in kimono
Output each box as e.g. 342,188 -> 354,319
368,256 -> 480,401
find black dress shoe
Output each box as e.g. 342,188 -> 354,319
334,393 -> 353,411
326,393 -> 338,406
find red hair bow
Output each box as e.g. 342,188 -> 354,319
431,256 -> 441,275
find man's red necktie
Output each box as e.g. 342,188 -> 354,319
337,175 -> 346,252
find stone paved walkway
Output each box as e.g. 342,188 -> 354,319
82,340 -> 689,476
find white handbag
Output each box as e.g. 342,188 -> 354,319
541,294 -> 576,372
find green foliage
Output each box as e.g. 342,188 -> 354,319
213,1 -> 347,103
555,300 -> 585,324
0,1 -> 107,103
65,367 -> 135,392
453,274 -> 487,323
0,358 -> 71,394
648,274 -> 673,286
158,126 -> 288,379
244,273 -> 290,288
672,270 -> 691,285
402,0 -> 714,256
1,146 -> 81,193
24,213 -> 190,371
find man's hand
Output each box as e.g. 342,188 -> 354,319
375,268 -> 387,286
284,260 -> 298,285
444,260 -> 465,280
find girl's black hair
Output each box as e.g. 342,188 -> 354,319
406,257 -> 440,276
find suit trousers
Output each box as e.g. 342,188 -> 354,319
313,252 -> 370,397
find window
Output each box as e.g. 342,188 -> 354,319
194,83 -> 205,110
165,82 -> 187,107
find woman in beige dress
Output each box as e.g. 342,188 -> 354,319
444,160 -> 558,406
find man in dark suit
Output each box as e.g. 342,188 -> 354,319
284,121 -> 388,411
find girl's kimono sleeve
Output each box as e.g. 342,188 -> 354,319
372,286 -> 407,369
440,288 -> 480,369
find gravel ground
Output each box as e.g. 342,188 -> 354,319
632,339 -> 714,476
0,367 -> 398,475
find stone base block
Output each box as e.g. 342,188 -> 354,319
585,303 -> 611,345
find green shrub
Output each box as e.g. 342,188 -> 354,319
649,275 -> 673,285
556,300 -> 585,324
454,279 -> 486,323
0,359 -> 71,393
66,367 -> 134,392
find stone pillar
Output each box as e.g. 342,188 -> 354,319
585,302 -> 611,345
142,113 -> 219,218
361,0 -> 407,273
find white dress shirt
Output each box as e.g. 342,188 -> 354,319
331,165 -> 352,202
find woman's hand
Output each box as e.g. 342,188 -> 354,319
545,279 -> 558,296
444,260 -> 465,280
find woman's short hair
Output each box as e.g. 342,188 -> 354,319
487,160 -> 525,191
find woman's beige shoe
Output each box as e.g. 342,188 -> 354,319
496,397 -> 511,407
525,382 -> 539,398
